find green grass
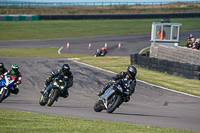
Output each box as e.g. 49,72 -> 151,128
0,109 -> 197,133
0,18 -> 200,41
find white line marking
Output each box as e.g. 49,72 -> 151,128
70,59 -> 200,99
58,47 -> 63,54
139,46 -> 150,54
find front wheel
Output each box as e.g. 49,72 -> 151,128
39,94 -> 46,106
107,95 -> 122,113
94,101 -> 103,112
0,89 -> 7,103
47,89 -> 59,106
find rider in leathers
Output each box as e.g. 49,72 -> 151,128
42,64 -> 73,102
0,62 -> 8,77
98,66 -> 137,102
4,64 -> 22,94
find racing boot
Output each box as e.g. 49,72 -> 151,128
97,82 -> 113,96
63,89 -> 69,98
40,85 -> 46,94
97,86 -> 107,96
124,96 -> 130,102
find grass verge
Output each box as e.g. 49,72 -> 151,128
0,47 -> 199,97
0,18 -> 200,41
0,109 -> 197,133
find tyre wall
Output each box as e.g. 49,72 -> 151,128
0,15 -> 39,21
39,12 -> 200,20
130,53 -> 200,80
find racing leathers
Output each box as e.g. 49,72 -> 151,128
98,72 -> 136,102
4,70 -> 22,94
43,69 -> 73,100
98,49 -> 108,56
0,67 -> 8,80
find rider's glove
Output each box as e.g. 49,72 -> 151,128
16,81 -> 21,85
45,77 -> 52,83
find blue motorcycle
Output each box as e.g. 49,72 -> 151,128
0,75 -> 15,103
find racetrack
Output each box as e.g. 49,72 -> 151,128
0,31 -> 200,131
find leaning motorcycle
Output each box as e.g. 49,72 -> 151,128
39,74 -> 68,106
0,75 -> 15,103
94,79 -> 132,113
94,49 -> 107,57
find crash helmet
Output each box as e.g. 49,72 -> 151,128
127,66 -> 137,79
102,47 -> 106,51
12,64 -> 19,74
62,64 -> 70,75
0,62 -> 4,71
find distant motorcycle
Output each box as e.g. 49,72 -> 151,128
39,72 -> 68,106
0,75 -> 15,103
94,49 -> 108,57
94,79 -> 132,113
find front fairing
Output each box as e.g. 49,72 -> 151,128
51,75 -> 67,92
0,76 -> 15,90
0,78 -> 6,87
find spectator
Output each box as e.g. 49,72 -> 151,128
192,38 -> 200,50
185,37 -> 193,48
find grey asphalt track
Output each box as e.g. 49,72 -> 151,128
0,30 -> 200,132
0,30 -> 199,56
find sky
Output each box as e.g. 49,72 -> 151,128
1,0 -> 200,2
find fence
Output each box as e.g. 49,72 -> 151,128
0,1 -> 200,14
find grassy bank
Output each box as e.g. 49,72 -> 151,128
0,47 -> 199,97
0,109 -> 197,133
1,2 -> 200,15
0,18 -> 200,41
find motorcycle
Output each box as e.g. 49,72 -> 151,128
94,79 -> 132,113
0,75 -> 15,103
39,72 -> 68,106
94,49 -> 108,57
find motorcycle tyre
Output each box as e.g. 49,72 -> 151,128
107,95 -> 122,113
39,94 -> 46,106
0,89 -> 6,103
47,89 -> 59,106
94,101 -> 103,112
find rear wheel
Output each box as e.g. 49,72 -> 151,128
47,89 -> 59,106
107,95 -> 122,113
0,89 -> 7,103
39,94 -> 46,106
94,101 -> 103,112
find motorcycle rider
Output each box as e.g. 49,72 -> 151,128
97,66 -> 137,102
0,62 -> 8,78
95,47 -> 108,57
41,64 -> 73,102
4,64 -> 22,94
99,47 -> 108,56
